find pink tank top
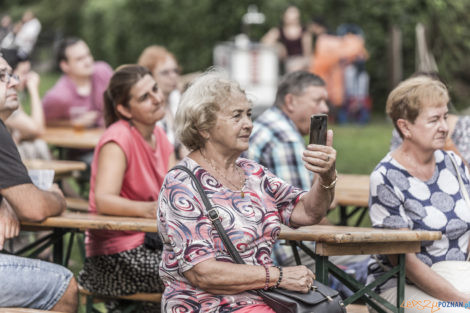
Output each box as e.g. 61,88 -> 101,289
85,120 -> 173,257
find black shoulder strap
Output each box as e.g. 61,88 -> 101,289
171,165 -> 245,264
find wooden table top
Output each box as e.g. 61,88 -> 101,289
41,127 -> 104,149
22,212 -> 440,246
334,174 -> 370,207
24,159 -> 87,176
278,224 -> 441,243
280,224 -> 441,256
22,211 -> 157,232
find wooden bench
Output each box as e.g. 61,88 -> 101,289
78,284 -> 161,313
346,304 -> 368,313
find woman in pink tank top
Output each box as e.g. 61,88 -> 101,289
78,65 -> 175,313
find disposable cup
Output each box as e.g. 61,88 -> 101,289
28,169 -> 55,190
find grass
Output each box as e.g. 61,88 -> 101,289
331,120 -> 394,175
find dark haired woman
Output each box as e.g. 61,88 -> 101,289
78,64 -> 175,312
261,5 -> 311,72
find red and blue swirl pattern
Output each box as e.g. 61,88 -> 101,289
157,157 -> 305,312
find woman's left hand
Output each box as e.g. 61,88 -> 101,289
302,129 -> 336,184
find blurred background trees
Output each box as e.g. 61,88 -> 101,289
3,0 -> 470,113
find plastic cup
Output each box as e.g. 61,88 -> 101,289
69,106 -> 88,134
28,169 -> 55,190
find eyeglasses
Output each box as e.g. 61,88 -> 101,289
0,71 -> 19,84
158,68 -> 180,77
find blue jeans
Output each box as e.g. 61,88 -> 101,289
0,254 -> 73,309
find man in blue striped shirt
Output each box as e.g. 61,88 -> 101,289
245,71 -> 329,266
246,71 -> 329,191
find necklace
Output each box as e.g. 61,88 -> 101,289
200,150 -> 246,197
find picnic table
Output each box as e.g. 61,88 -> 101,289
41,127 -> 104,150
21,212 -> 440,313
24,159 -> 87,180
280,224 -> 440,313
334,174 -> 370,226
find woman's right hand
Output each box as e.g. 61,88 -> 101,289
278,265 -> 316,293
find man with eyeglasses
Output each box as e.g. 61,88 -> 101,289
0,55 -> 78,312
42,37 -> 112,128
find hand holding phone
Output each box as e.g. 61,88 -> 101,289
309,114 -> 328,145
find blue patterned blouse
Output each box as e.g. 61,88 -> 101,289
367,150 -> 470,293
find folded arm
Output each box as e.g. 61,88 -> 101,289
0,183 -> 65,222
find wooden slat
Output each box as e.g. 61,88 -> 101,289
79,285 -> 161,303
41,127 -> 104,149
335,174 -> 370,207
21,212 -> 157,232
315,241 -> 420,256
279,224 -> 441,243
65,197 -> 89,212
24,159 -> 87,177
346,304 -> 368,313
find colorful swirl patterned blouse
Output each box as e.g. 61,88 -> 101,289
157,157 -> 306,312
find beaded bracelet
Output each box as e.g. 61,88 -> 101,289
273,266 -> 283,289
263,264 -> 270,290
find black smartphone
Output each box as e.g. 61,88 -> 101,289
309,114 -> 328,145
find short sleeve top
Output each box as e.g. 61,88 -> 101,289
368,150 -> 470,292
43,61 -> 113,127
0,120 -> 32,202
157,157 -> 306,313
85,120 -> 173,257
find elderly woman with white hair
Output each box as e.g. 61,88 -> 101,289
157,70 -> 338,312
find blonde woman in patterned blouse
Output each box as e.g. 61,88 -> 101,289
157,69 -> 338,313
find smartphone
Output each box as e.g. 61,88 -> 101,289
309,114 -> 328,145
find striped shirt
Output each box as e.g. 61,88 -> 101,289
244,106 -> 314,265
245,106 -> 313,191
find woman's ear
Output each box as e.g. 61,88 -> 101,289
396,118 -> 411,139
199,129 -> 210,140
116,104 -> 132,120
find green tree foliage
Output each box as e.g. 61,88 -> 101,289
3,0 -> 470,112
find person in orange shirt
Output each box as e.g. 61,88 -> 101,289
309,20 -> 368,122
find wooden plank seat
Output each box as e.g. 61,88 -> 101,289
346,304 -> 368,313
78,284 -> 161,313
65,197 -> 89,212
79,285 -> 162,302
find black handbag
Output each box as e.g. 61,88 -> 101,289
144,232 -> 163,250
172,165 -> 346,313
